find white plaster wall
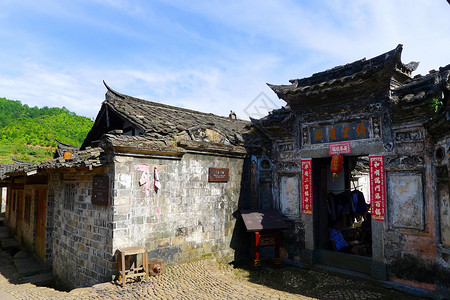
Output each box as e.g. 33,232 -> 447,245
279,176 -> 299,216
388,173 -> 424,229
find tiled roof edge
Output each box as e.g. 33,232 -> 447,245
103,81 -> 250,124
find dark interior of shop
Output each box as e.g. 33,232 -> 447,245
313,156 -> 372,257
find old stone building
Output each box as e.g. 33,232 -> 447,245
249,44 -> 449,294
1,45 -> 448,296
1,83 -> 250,288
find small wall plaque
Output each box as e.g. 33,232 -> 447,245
208,168 -> 229,182
92,175 -> 110,206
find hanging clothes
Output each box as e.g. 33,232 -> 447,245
351,190 -> 367,214
334,191 -> 354,222
327,193 -> 337,222
154,167 -> 161,192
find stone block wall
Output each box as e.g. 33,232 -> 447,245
51,166 -> 114,289
112,153 -> 244,265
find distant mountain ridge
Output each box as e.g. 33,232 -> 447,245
0,97 -> 94,164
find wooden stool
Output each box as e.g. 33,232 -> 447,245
117,246 -> 149,286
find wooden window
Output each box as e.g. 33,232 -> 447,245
64,183 -> 76,211
92,175 -> 110,206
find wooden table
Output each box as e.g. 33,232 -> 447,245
240,210 -> 287,267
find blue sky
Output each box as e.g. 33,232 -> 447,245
0,0 -> 449,120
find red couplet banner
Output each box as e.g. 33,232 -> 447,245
369,155 -> 386,221
301,159 -> 313,215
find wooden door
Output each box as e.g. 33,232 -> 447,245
35,189 -> 47,261
16,191 -> 23,240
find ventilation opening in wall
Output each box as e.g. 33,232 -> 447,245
435,146 -> 445,163
260,159 -> 271,170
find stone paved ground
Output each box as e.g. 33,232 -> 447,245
0,250 -> 429,300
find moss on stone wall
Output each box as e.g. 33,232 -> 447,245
389,254 -> 450,287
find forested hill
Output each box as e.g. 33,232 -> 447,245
0,97 -> 94,164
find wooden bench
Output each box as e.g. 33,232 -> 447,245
117,246 -> 149,286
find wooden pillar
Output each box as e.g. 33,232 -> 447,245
253,231 -> 260,267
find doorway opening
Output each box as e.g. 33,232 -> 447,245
313,156 -> 372,257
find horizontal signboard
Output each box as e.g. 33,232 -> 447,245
329,141 -> 352,155
310,120 -> 369,144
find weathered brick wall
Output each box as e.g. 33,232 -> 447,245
51,166 -> 114,289
112,153 -> 243,265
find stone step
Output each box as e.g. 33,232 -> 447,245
0,231 -> 10,239
21,272 -> 54,286
0,237 -> 20,250
315,249 -> 372,275
14,257 -> 49,277
0,226 -> 11,239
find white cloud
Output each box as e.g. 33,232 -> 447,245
162,0 -> 450,74
0,62 -> 103,117
0,55 -> 284,121
0,0 -> 448,123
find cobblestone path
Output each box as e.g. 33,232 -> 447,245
0,251 -> 428,300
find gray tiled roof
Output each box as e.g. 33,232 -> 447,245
54,139 -> 80,159
82,82 -> 250,151
0,146 -> 105,179
0,163 -> 16,180
267,44 -> 416,106
105,83 -> 250,144
390,64 -> 450,124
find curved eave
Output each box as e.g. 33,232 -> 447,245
268,68 -> 388,106
268,44 -> 412,106
103,80 -> 128,100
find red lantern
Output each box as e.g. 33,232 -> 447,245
330,154 -> 344,180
